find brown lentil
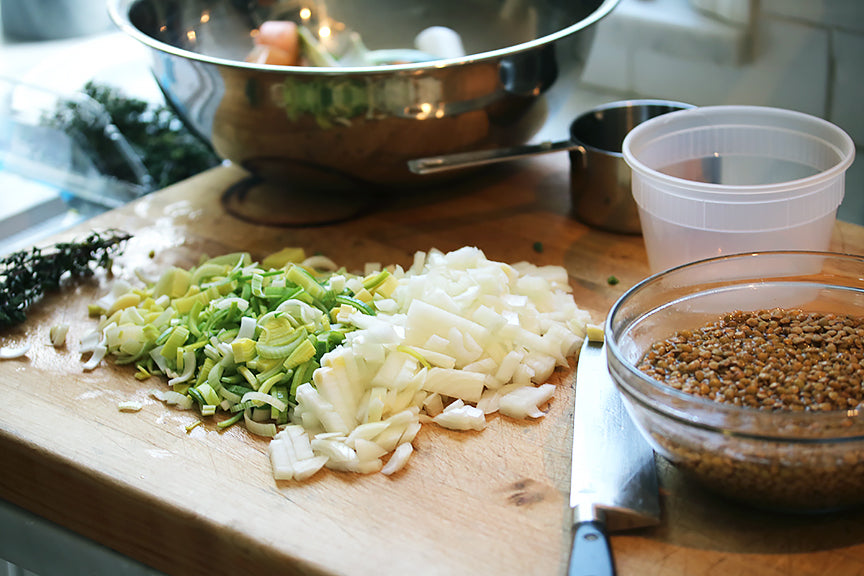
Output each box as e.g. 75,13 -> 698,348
648,428 -> 864,511
636,308 -> 864,511
638,308 -> 864,412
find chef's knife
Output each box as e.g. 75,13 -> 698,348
568,336 -> 660,576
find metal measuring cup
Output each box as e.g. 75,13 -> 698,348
409,99 -> 694,234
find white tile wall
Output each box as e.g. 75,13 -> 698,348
579,19 -> 631,93
583,0 -> 752,71
688,0 -> 753,25
831,30 -> 864,145
579,0 -> 864,224
630,17 -> 829,114
837,159 -> 864,225
760,0 -> 864,34
583,0 -> 862,135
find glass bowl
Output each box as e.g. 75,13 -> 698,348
605,251 -> 864,512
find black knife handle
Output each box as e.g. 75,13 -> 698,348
568,521 -> 615,576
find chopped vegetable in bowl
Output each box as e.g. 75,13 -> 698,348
81,246 -> 591,481
246,19 -> 463,68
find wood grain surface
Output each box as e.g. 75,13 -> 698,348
2,155 -> 864,576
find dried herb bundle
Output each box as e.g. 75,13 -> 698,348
0,230 -> 131,328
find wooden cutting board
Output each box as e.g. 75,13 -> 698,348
2,156 -> 864,576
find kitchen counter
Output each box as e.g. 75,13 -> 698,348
1,157 -> 864,576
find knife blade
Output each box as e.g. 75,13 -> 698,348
568,336 -> 660,576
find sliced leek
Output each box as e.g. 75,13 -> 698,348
83,248 -> 366,435
86,246 -> 592,483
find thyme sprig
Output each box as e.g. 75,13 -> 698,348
1,230 -> 131,328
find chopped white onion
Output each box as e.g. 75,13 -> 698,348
118,401 -> 143,412
432,403 -> 486,431
476,389 -> 500,414
82,344 -> 107,371
421,367 -> 485,403
293,455 -> 329,481
49,324 -> 70,347
498,383 -> 556,419
78,329 -> 102,354
381,442 -> 413,476
273,247 -> 591,480
0,343 -> 31,359
354,438 -> 388,462
311,437 -> 359,471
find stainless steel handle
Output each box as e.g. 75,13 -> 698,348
407,139 -> 578,174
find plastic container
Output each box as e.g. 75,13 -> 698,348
622,106 -> 856,273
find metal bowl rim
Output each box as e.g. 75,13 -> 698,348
107,0 -> 620,75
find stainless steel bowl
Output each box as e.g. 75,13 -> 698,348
108,0 -> 619,189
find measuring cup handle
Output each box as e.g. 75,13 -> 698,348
570,144 -> 588,170
408,139 -> 581,175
